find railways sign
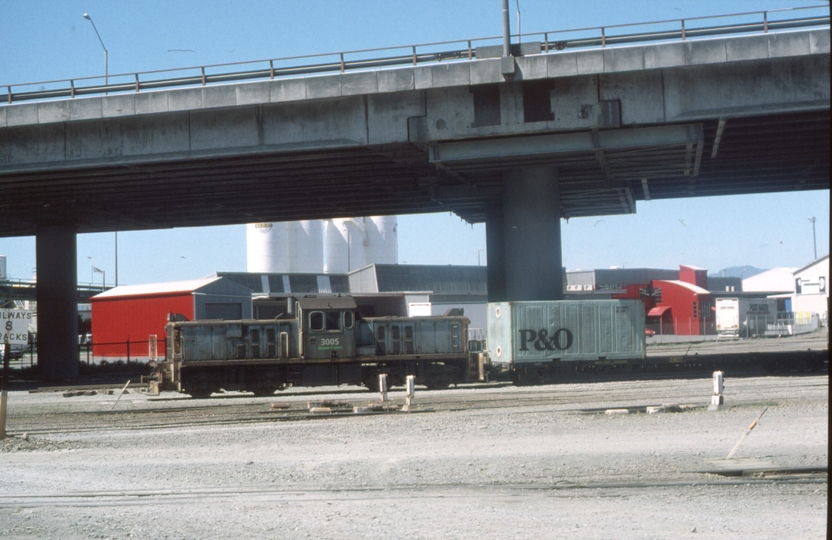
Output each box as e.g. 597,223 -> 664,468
0,309 -> 32,345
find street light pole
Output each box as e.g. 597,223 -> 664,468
83,13 -> 108,88
501,0 -> 511,56
809,217 -> 817,260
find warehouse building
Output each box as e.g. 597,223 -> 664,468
91,277 -> 253,358
791,255 -> 829,321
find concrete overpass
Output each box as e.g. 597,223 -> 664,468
0,19 -> 829,378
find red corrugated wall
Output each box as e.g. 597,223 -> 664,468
650,280 -> 713,336
91,293 -> 194,357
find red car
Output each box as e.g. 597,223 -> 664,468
645,328 -> 656,337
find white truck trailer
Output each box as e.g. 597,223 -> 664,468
715,297 -> 778,337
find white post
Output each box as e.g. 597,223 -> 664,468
148,334 -> 158,362
378,373 -> 388,402
404,375 -> 416,411
709,370 -> 724,410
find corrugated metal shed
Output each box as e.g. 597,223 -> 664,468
91,277 -> 253,358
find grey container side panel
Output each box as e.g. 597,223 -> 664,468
489,300 -> 645,365
486,302 -> 514,363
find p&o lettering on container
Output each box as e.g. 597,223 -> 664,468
518,328 -> 574,352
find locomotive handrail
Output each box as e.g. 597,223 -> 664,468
1,5 -> 828,106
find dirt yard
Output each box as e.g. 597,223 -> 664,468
0,374 -> 827,539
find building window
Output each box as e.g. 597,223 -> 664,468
692,301 -> 698,319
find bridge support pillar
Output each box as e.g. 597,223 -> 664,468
486,166 -> 563,302
36,226 -> 79,380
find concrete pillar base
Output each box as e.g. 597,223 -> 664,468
36,226 -> 79,380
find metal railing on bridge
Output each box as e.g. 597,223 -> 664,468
0,279 -> 109,304
2,5 -> 828,106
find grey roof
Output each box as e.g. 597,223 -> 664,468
296,296 -> 357,310
214,272 -> 350,295
372,264 -> 487,295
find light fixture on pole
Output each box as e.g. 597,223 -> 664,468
83,13 -> 108,88
92,266 -> 105,288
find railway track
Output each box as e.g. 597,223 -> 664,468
7,373 -> 826,436
0,474 -> 825,509
4,330 -> 824,436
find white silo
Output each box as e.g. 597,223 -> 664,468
365,216 -> 398,265
249,216 -> 398,275
325,218 -> 366,273
324,219 -> 348,274
246,222 -> 289,273
287,220 -> 324,273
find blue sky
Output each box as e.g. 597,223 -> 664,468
0,1 -> 828,284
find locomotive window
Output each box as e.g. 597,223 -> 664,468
344,311 -> 354,329
326,311 -> 341,331
310,311 -> 325,332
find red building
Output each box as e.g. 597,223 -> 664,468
610,283 -> 660,314
91,277 -> 253,359
647,266 -> 714,335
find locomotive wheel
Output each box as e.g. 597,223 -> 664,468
188,389 -> 214,399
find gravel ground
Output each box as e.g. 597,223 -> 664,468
0,374 -> 826,539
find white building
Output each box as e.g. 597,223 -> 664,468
742,267 -> 797,293
792,255 -> 829,320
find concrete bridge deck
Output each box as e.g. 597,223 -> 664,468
0,26 -> 828,236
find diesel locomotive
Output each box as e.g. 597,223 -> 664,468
145,296 -> 487,398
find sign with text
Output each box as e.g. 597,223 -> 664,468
0,309 -> 32,345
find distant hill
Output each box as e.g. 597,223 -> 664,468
710,266 -> 766,279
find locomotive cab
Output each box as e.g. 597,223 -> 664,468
296,296 -> 357,360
